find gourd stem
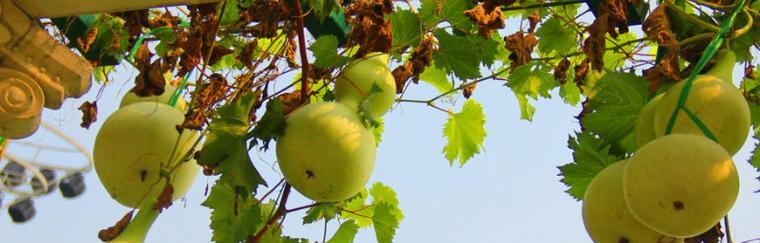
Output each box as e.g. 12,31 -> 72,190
108,203 -> 160,243
705,49 -> 736,82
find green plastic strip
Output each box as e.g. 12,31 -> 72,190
663,0 -> 746,141
167,71 -> 192,108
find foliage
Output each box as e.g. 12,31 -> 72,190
62,0 -> 760,241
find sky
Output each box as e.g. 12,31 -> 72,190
1,5 -> 760,243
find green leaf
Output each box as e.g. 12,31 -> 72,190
443,99 -> 487,166
338,183 -> 403,228
219,142 -> 267,193
432,30 -> 482,80
311,35 -> 348,68
202,182 -> 270,243
419,64 -> 454,94
536,17 -> 577,56
372,203 -> 400,243
250,99 -> 287,149
747,103 -> 760,174
93,66 -> 114,84
515,94 -> 536,121
558,132 -> 622,200
369,182 -> 403,220
603,32 -> 638,69
419,0 -> 473,31
302,203 -> 338,224
581,72 -> 648,149
390,10 -> 421,52
473,34 -> 499,67
559,81 -> 581,106
372,117 -> 385,146
507,64 -> 558,99
339,190 -> 373,227
219,0 -> 240,27
308,0 -> 339,22
326,220 -> 359,243
198,93 -> 266,193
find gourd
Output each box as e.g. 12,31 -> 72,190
653,50 -> 750,155
333,53 -> 396,119
624,134 -> 739,237
583,160 -> 682,243
276,102 -> 376,202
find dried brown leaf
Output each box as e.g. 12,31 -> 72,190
643,5 -> 677,46
505,31 -> 538,71
554,58 -> 571,84
77,27 -> 98,53
237,41 -> 257,69
463,82 -> 477,98
78,101 -> 98,129
133,60 -> 167,97
746,64 -> 756,80
278,92 -> 303,116
153,184 -> 174,211
527,11 -> 540,33
98,210 -> 134,242
345,0 -> 393,57
574,59 -> 590,91
464,3 -> 505,38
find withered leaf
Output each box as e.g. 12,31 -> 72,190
153,184 -> 174,211
345,0 -> 393,57
642,5 -> 677,46
464,3 -> 505,38
463,82 -> 477,98
132,60 -> 167,97
527,11 -> 540,33
97,210 -> 134,242
554,58 -> 571,84
746,64 -> 756,80
237,41 -> 257,69
278,91 -> 303,116
78,101 -> 98,129
392,35 -> 434,93
505,31 -> 538,71
574,59 -> 590,91
77,27 -> 98,53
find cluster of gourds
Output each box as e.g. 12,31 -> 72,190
275,53 -> 396,202
582,50 -> 748,242
92,83 -> 199,243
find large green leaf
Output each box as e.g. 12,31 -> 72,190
581,71 -> 647,150
558,132 -> 622,200
419,64 -> 454,94
432,30 -> 484,80
443,99 -> 487,166
419,0 -> 473,31
390,10 -> 422,51
536,17 -> 577,56
326,220 -> 359,243
311,35 -> 349,69
202,182 -> 274,243
198,93 -> 266,193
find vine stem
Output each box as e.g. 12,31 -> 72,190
285,203 -> 321,213
725,215 -> 733,243
293,0 -> 310,104
665,1 -> 721,32
501,0 -> 584,11
250,184 -> 292,243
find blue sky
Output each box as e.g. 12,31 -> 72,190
2,6 -> 760,243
